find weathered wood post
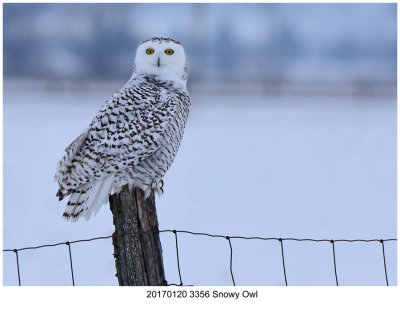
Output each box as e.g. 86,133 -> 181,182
109,185 -> 166,286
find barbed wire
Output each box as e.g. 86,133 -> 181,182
3,230 -> 396,286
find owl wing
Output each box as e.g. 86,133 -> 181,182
55,82 -> 178,197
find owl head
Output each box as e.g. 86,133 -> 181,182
134,37 -> 188,85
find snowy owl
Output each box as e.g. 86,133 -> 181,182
55,37 -> 191,221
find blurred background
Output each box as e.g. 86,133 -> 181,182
4,3 -> 396,94
3,3 -> 397,286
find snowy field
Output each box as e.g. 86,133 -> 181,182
3,84 -> 396,286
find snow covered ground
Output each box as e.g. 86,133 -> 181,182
3,85 -> 396,286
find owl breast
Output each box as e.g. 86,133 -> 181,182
114,90 -> 190,193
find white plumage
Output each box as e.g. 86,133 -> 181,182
55,37 -> 191,221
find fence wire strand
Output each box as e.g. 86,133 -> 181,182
226,236 -> 236,286
380,239 -> 389,286
3,230 -> 396,286
66,242 -> 75,286
330,240 -> 339,286
13,249 -> 21,286
278,238 -> 288,286
172,230 -> 183,286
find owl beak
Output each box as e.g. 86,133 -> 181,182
157,57 -> 161,67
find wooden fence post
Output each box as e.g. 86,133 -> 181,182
109,185 -> 166,286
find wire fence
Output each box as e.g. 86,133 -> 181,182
3,229 -> 397,286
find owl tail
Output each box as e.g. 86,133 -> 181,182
63,174 -> 115,222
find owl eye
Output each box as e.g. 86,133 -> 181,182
146,48 -> 154,55
165,49 -> 174,55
